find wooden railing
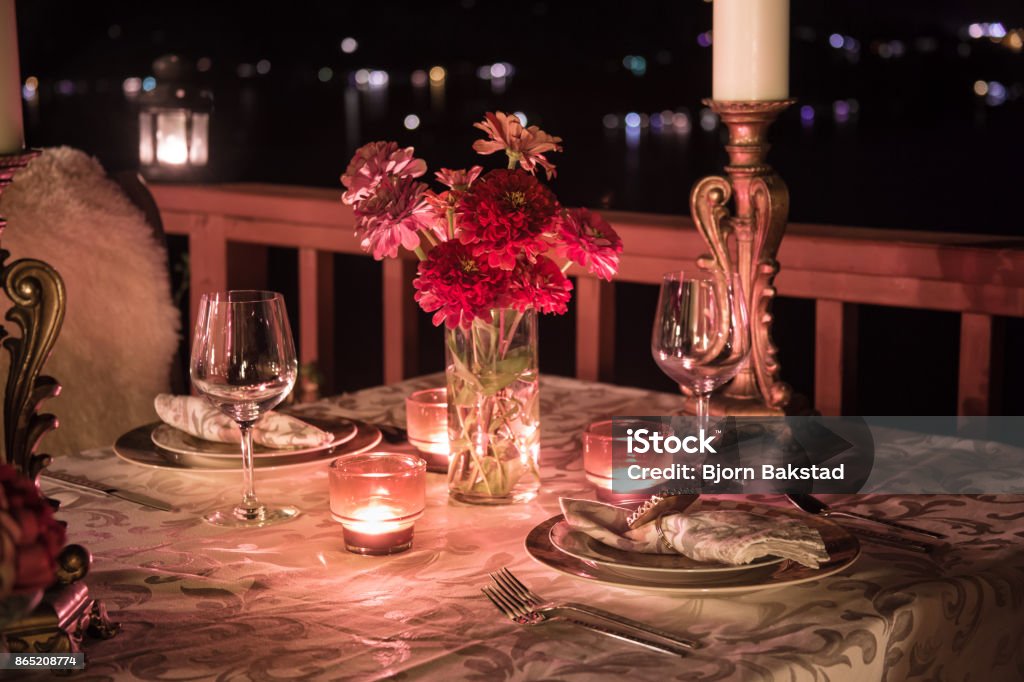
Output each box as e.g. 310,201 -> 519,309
152,183 -> 1024,416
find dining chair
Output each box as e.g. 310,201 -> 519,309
0,147 -> 182,456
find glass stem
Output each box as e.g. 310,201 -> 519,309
694,394 -> 711,435
237,422 -> 262,518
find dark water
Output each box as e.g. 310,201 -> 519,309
16,0 -> 1024,413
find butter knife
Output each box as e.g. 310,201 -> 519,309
41,470 -> 179,512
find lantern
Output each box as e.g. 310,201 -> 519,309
138,55 -> 212,179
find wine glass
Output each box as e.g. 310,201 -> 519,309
190,290 -> 299,527
651,270 -> 750,428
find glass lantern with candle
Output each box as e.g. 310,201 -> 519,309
137,55 -> 212,180
328,452 -> 426,555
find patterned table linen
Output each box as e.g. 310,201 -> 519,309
34,375 -> 1024,681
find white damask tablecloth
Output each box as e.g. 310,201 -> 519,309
35,376 -> 1024,681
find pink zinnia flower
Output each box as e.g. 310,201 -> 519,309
436,166 -> 483,191
341,141 -> 427,206
413,241 -> 509,329
556,208 -> 622,281
507,256 -> 573,315
472,112 -> 563,180
354,175 -> 433,259
457,169 -> 558,270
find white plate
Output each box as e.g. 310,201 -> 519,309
526,500 -> 860,595
116,420 -> 381,472
548,521 -> 784,585
150,417 -> 357,459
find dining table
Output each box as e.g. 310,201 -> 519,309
33,374 -> 1024,681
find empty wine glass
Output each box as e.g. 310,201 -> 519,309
651,270 -> 749,427
191,290 -> 299,527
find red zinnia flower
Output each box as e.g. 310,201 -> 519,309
413,241 -> 509,329
507,256 -> 573,315
555,208 -> 623,281
354,175 -> 433,259
457,169 -> 558,270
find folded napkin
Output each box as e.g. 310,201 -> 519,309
154,394 -> 334,449
561,498 -> 830,569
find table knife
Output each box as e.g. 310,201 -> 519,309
41,470 -> 179,512
786,493 -> 945,540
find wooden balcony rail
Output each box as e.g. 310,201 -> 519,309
151,183 -> 1024,416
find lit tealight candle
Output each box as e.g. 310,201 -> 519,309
329,453 -> 426,555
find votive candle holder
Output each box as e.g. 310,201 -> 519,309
329,452 -> 426,555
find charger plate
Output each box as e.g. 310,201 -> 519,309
526,500 -> 860,595
115,418 -> 381,472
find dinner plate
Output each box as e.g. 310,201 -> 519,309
526,500 -> 860,595
115,419 -> 382,472
548,521 -> 785,585
150,417 -> 357,458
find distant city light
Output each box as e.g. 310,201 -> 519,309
697,31 -> 712,48
141,76 -> 156,92
477,62 -> 514,81
237,63 -> 255,78
513,111 -> 527,126
429,66 -> 446,83
699,108 -> 716,131
833,100 -> 851,123
967,22 -> 1007,39
622,55 -> 647,76
368,70 -> 389,87
341,37 -> 358,54
650,112 -> 663,129
843,37 -> 861,54
986,80 -> 1007,106
672,112 -> 691,132
404,114 -> 420,130
411,70 -> 428,87
624,112 -> 641,129
122,77 -> 142,96
973,80 -> 989,96
354,69 -> 370,86
318,67 -> 334,83
56,79 -> 74,96
197,57 -> 212,72
829,33 -> 844,49
490,63 -> 507,79
800,105 -> 815,126
602,114 -> 619,129
256,59 -> 271,75
22,76 -> 37,100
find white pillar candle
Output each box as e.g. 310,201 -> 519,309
0,0 -> 23,154
712,0 -> 790,101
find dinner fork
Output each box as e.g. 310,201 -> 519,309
481,585 -> 691,657
486,568 -> 698,652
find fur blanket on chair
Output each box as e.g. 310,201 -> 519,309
0,147 -> 181,456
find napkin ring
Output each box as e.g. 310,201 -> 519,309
654,514 -> 676,552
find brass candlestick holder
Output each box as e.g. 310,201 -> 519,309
691,99 -> 795,416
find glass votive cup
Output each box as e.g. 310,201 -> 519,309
583,419 -> 673,505
328,452 -> 426,555
406,388 -> 449,462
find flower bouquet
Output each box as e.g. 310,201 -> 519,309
0,464 -> 67,627
341,112 -> 622,503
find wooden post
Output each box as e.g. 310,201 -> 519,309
575,277 -> 616,382
382,258 -> 419,383
814,299 -> 858,415
958,313 -> 1003,416
187,213 -> 228,335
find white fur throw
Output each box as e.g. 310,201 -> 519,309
0,147 -> 181,455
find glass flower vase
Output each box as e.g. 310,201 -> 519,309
446,308 -> 540,505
